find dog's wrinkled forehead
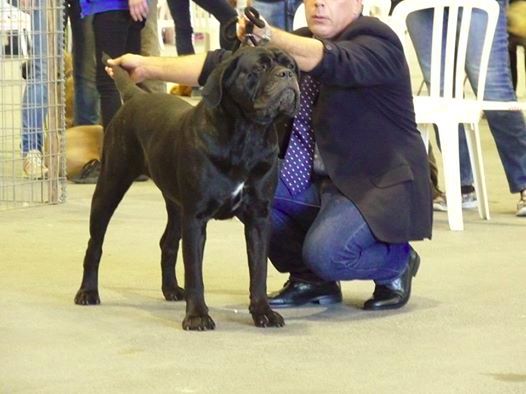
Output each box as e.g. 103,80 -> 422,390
234,46 -> 297,73
202,46 -> 299,109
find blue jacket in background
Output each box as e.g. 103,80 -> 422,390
79,0 -> 129,17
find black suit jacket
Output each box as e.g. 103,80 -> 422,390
200,16 -> 432,243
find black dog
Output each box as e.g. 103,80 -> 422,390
74,46 -> 300,330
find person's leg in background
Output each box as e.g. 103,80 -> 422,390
465,0 -> 526,216
167,0 -> 195,55
140,0 -> 167,94
22,0 -> 49,178
72,10 -> 144,184
251,0 -> 287,30
428,145 -> 447,211
67,0 -> 100,126
93,11 -> 144,129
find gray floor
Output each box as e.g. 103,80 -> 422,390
1,119 -> 526,393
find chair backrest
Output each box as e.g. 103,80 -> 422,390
292,3 -> 306,30
362,0 -> 391,20
391,0 -> 499,102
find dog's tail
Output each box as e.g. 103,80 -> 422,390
102,52 -> 145,102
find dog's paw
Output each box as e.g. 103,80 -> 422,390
162,286 -> 185,301
182,314 -> 216,331
74,289 -> 100,305
252,309 -> 285,328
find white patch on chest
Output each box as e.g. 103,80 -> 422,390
231,182 -> 245,198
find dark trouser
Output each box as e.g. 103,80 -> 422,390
166,0 -> 236,55
93,11 -> 144,129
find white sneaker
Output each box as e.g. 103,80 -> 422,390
517,190 -> 526,217
433,194 -> 448,212
23,150 -> 48,179
461,191 -> 478,209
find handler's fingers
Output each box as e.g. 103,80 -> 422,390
129,0 -> 148,21
105,66 -> 115,79
236,16 -> 247,40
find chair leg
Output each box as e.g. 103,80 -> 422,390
465,122 -> 490,220
437,122 -> 464,231
419,124 -> 430,153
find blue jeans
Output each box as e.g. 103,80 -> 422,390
269,174 -> 411,284
252,0 -> 303,31
406,0 -> 526,193
21,0 -> 48,154
67,0 -> 100,126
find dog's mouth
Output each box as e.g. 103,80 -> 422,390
275,87 -> 300,115
253,85 -> 300,120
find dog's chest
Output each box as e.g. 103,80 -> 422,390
208,180 -> 246,220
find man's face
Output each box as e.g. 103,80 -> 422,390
304,0 -> 362,39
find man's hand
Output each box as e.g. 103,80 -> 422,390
129,0 -> 149,22
237,13 -> 271,46
106,54 -> 149,83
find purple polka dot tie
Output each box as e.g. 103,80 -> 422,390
281,75 -> 320,195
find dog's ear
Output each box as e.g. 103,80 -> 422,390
202,56 -> 238,108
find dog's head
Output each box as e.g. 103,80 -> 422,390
202,46 -> 300,124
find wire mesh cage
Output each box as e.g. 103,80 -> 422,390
0,0 -> 66,210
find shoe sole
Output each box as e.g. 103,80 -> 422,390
516,206 -> 526,217
433,203 -> 447,212
23,174 -> 48,180
462,201 -> 478,209
269,294 -> 343,309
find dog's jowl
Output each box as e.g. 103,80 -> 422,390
74,47 -> 300,331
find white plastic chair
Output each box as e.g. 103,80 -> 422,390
292,3 -> 306,30
0,0 -> 31,57
362,0 -> 391,21
391,0 -> 498,231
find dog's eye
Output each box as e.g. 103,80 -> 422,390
286,63 -> 295,70
258,64 -> 268,72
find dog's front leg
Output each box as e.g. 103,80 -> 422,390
244,215 -> 284,328
181,217 -> 215,331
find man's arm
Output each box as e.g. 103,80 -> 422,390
107,52 -> 208,86
267,28 -> 324,72
239,18 -> 323,72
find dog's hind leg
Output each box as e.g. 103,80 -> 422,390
74,168 -> 135,305
160,197 -> 185,301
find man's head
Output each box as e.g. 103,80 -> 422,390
305,0 -> 363,38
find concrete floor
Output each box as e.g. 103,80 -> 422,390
1,120 -> 526,393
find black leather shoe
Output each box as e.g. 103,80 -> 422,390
268,279 -> 342,308
363,247 -> 420,311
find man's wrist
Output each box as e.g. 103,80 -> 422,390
261,24 -> 272,43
